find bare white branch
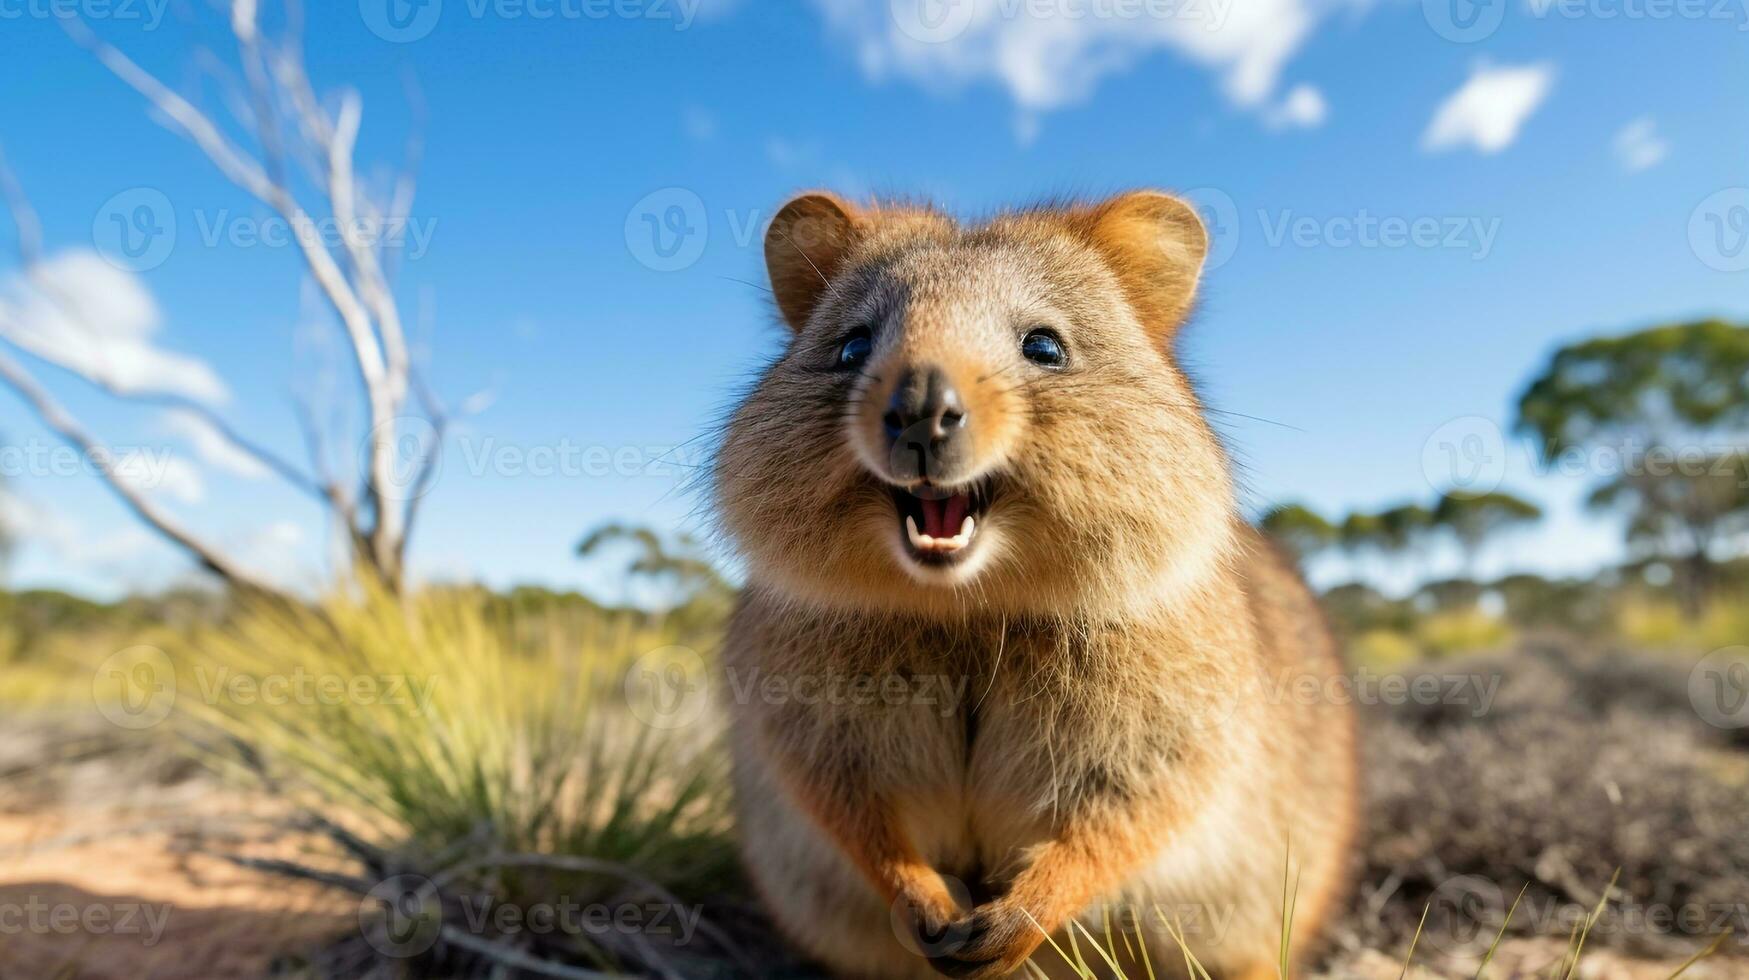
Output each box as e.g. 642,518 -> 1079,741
3,1 -> 439,592
0,344 -> 277,594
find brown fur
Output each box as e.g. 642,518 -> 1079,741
715,191 -> 1358,979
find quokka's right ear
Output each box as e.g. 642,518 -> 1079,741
765,192 -> 862,332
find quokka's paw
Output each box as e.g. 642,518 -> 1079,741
894,888 -> 977,959
924,900 -> 1045,979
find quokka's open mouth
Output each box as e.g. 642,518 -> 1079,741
889,480 -> 993,566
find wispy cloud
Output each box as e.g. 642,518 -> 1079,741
158,409 -> 271,480
808,0 -> 1332,129
1264,83 -> 1326,129
0,491 -> 162,573
0,250 -> 228,402
1422,62 -> 1555,155
1612,116 -> 1668,173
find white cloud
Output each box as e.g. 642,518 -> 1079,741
0,492 -> 162,572
158,409 -> 271,480
0,250 -> 228,403
231,519 -> 311,592
1612,116 -> 1668,173
809,0 -> 1328,125
111,450 -> 206,505
1422,62 -> 1555,155
1264,83 -> 1326,129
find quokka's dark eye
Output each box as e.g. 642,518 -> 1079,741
837,328 -> 873,369
1021,328 -> 1067,367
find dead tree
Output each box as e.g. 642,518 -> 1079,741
0,1 -> 446,597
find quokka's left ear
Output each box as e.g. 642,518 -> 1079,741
1071,191 -> 1208,339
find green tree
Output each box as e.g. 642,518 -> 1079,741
1258,503 -> 1337,567
1433,490 -> 1543,575
1515,320 -> 1749,611
1375,503 -> 1437,580
576,522 -> 733,631
1337,511 -> 1385,582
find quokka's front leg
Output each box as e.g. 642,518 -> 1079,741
760,729 -> 965,949
926,803 -> 1176,979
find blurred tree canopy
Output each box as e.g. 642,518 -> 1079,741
1258,503 -> 1337,566
576,522 -> 733,633
1516,320 -> 1749,610
1434,490 -> 1542,573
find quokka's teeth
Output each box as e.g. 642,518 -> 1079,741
907,514 -> 979,554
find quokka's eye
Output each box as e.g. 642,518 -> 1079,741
1021,328 -> 1067,367
837,328 -> 873,369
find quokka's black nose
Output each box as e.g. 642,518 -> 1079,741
883,365 -> 969,482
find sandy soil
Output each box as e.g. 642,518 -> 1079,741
0,711 -> 351,980
1,709 -> 1740,980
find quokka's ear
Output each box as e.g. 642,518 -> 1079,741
765,192 -> 862,332
1073,191 -> 1208,339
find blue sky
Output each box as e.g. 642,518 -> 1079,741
0,0 -> 1745,599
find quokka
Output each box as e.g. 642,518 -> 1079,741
713,190 -> 1358,979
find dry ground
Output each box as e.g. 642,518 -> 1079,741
3,642 -> 1746,979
